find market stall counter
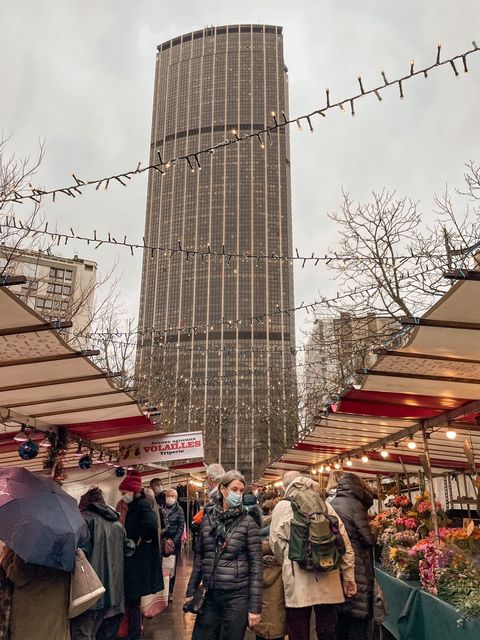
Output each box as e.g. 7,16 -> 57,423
376,567 -> 480,640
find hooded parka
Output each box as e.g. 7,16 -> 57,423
269,476 -> 355,608
253,538 -> 286,639
80,502 -> 125,615
330,473 -> 375,620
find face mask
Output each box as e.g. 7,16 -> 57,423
225,491 -> 243,509
122,494 -> 133,504
165,497 -> 176,507
153,486 -> 162,496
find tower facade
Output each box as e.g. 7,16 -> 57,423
137,25 -> 296,479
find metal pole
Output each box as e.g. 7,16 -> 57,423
421,429 -> 440,541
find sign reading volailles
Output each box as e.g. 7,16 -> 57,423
119,431 -> 204,464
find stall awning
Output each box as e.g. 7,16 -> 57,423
262,280 -> 480,482
0,287 -> 162,472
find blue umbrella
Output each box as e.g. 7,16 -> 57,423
0,467 -> 88,572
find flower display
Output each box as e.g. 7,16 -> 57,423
394,516 -> 418,530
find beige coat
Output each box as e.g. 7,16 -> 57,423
269,476 -> 355,608
4,552 -> 71,640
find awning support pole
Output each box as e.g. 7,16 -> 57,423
421,428 -> 440,542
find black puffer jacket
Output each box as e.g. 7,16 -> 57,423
330,473 -> 375,620
163,502 -> 185,548
186,505 -> 263,614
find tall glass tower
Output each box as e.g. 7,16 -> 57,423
137,25 -> 296,480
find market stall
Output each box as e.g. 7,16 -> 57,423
262,277 -> 480,632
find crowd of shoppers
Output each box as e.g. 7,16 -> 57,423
0,465 -> 379,640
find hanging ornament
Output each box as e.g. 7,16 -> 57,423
78,454 -> 93,470
18,439 -> 39,460
115,466 -> 125,478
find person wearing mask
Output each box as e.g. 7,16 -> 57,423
270,471 -> 356,640
1,546 -> 70,640
185,470 -> 263,640
119,471 -> 163,640
163,488 -> 185,602
71,487 -> 125,640
329,472 -> 376,640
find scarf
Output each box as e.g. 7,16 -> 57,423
210,504 -> 245,546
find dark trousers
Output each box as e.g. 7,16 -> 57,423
168,547 -> 181,595
125,599 -> 142,640
192,588 -> 249,640
286,604 -> 338,640
336,613 -> 370,640
97,614 -> 123,640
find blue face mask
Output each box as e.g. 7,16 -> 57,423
225,491 -> 243,508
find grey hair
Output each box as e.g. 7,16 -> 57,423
218,469 -> 245,489
165,488 -> 178,498
206,463 -> 225,482
282,470 -> 301,489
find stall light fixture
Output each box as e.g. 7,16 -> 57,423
325,464 -> 331,472
380,447 -> 389,459
13,425 -> 29,442
345,458 -> 353,467
334,461 -> 341,470
39,432 -> 52,448
445,428 -> 457,440
361,453 -> 369,464
311,467 -> 317,474
319,465 -> 325,473
407,437 -> 417,450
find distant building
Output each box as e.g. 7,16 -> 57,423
305,312 -> 397,406
0,247 -> 97,340
136,25 -> 297,480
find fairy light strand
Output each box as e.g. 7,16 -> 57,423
1,43 -> 477,206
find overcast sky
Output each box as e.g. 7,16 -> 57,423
1,0 -> 480,343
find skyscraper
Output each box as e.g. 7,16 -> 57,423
137,24 -> 296,479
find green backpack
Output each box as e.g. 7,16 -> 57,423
285,488 -> 345,572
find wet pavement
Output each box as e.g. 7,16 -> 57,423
143,553 -> 195,640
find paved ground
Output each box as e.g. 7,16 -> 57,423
143,553 -> 195,640
142,553 -> 393,640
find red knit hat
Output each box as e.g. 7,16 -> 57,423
119,470 -> 142,492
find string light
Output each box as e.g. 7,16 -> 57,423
1,43 -> 477,206
361,453 -> 369,463
0,217 -> 446,266
345,458 -> 353,467
445,428 -> 457,440
380,447 -> 389,459
334,461 -> 341,470
407,437 -> 417,450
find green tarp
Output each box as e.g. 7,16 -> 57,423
375,567 -> 480,640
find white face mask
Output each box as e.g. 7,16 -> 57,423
165,497 -> 176,507
122,494 -> 134,504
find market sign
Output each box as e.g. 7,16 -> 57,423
119,431 -> 204,465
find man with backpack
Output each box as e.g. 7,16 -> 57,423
270,471 -> 356,640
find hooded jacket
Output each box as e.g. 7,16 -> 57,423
80,502 -> 125,614
186,504 -> 263,614
269,476 -> 355,608
253,538 -> 286,639
330,473 -> 375,619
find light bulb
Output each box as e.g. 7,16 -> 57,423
380,448 -> 389,459
346,458 -> 353,467
361,454 -> 369,464
319,465 -> 324,474
446,429 -> 457,440
407,438 -> 417,450
311,467 -> 317,474
13,426 -> 28,442
334,461 -> 341,470
325,464 -> 331,473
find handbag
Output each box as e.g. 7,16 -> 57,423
162,538 -> 175,557
183,583 -> 207,614
68,549 -> 106,619
162,554 -> 176,578
373,579 -> 388,623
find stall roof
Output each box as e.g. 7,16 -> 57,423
262,280 -> 480,483
0,287 -> 162,472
